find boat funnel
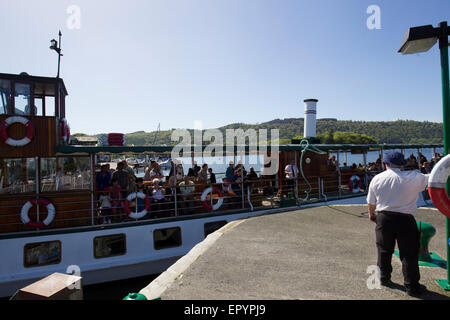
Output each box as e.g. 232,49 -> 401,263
303,99 -> 318,138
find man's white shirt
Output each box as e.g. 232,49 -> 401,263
366,168 -> 429,215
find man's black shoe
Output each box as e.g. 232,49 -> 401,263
406,284 -> 427,297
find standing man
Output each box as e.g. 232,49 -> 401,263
284,159 -> 299,195
366,152 -> 429,297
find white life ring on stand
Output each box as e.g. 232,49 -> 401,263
428,154 -> 450,218
124,192 -> 150,219
21,198 -> 55,229
349,175 -> 361,193
201,187 -> 224,211
0,116 -> 34,147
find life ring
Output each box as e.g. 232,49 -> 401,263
201,187 -> 224,211
61,118 -> 70,144
124,192 -> 150,219
21,198 -> 55,229
348,175 -> 361,193
428,154 -> 450,218
0,116 -> 34,147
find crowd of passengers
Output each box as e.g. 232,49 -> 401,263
326,152 -> 443,191
94,160 -> 260,224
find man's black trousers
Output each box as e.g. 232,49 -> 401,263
375,211 -> 420,288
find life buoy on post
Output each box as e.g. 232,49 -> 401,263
124,192 -> 150,219
201,187 -> 224,211
428,154 -> 450,218
0,116 -> 34,147
61,118 -> 70,144
21,198 -> 55,229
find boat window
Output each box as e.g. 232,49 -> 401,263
204,220 -> 227,238
0,158 -> 36,195
41,157 -> 90,192
24,240 -> 61,268
94,234 -> 126,258
154,227 -> 182,250
14,83 -> 34,116
0,79 -> 11,115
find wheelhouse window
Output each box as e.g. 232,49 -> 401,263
24,240 -> 61,268
41,157 -> 90,192
154,227 -> 182,250
0,79 -> 11,115
94,234 -> 126,258
14,83 -> 33,115
0,158 -> 36,194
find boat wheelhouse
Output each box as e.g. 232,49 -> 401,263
0,72 -> 442,297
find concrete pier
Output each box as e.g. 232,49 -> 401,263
140,205 -> 450,300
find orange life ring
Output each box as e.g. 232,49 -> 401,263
0,116 -> 34,147
21,198 -> 55,229
428,154 -> 450,218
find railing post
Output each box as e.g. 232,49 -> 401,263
174,183 -> 178,216
363,152 -> 368,194
35,156 -> 40,223
90,153 -> 95,225
337,151 -> 342,198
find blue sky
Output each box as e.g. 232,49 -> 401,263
1,0 -> 449,134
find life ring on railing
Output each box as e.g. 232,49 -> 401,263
61,118 -> 70,144
0,116 -> 34,147
21,198 -> 55,229
201,187 -> 224,211
428,154 -> 450,218
124,192 -> 150,219
348,175 -> 362,193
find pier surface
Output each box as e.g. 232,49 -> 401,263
140,205 -> 450,300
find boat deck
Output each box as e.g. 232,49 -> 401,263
140,205 -> 450,300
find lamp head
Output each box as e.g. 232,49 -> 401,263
398,24 -> 438,54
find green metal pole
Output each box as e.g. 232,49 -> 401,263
436,21 -> 450,290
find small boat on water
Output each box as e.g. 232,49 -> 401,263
0,71 -> 441,298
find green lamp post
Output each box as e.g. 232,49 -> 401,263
398,21 -> 450,290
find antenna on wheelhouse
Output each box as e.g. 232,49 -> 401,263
49,30 -> 63,78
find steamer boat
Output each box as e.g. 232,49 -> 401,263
0,72 -> 441,297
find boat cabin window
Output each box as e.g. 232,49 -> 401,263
0,158 -> 36,194
154,227 -> 182,250
24,240 -> 61,268
0,76 -> 66,117
94,234 -> 126,258
14,83 -> 33,115
0,79 -> 11,115
40,157 -> 90,192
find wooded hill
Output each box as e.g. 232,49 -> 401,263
76,118 -> 443,145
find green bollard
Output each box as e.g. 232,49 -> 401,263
123,293 -> 147,300
417,221 -> 436,263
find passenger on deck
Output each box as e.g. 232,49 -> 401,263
175,161 -> 184,180
284,159 -> 299,195
122,160 -> 134,175
179,176 -> 195,215
112,162 -> 129,198
187,168 -> 196,178
99,190 -> 112,224
95,164 -> 111,192
208,168 -> 216,185
192,161 -> 201,177
151,178 -> 167,218
149,162 -> 165,181
197,164 -> 208,184
127,173 -> 137,194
